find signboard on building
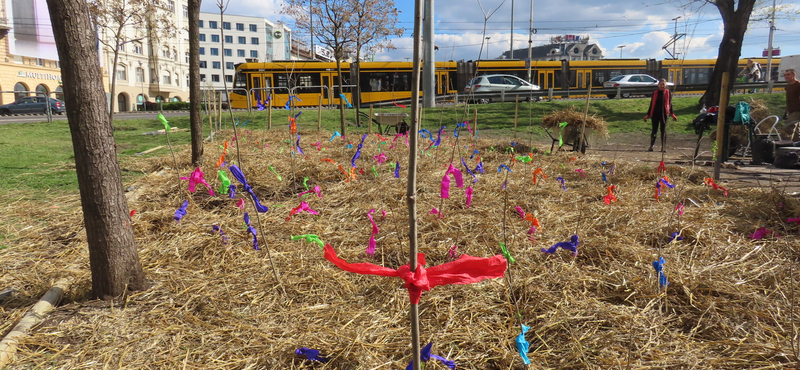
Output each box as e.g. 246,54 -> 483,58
5,0 -> 59,60
762,48 -> 781,57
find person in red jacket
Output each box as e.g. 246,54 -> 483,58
643,79 -> 678,152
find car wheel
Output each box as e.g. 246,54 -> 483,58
606,94 -> 616,99
645,93 -> 653,98
478,98 -> 490,104
621,92 -> 631,99
0,109 -> 10,116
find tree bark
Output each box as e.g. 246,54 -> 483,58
699,0 -> 756,107
108,33 -> 121,123
46,0 -> 147,299
189,0 -> 203,166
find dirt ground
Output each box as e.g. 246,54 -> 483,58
528,131 -> 800,195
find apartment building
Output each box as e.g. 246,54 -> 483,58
198,13 -> 291,91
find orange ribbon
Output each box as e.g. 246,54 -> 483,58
216,140 -> 228,168
532,168 -> 546,185
321,158 -> 336,164
337,165 -> 350,182
657,161 -> 666,175
289,116 -> 298,135
604,185 -> 617,204
704,178 -> 729,197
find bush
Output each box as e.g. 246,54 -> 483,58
161,102 -> 190,110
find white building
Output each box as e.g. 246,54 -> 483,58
198,13 -> 292,90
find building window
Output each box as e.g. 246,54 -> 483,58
173,48 -> 178,61
150,68 -> 156,83
226,75 -> 233,83
212,74 -> 220,82
199,61 -> 207,68
185,52 -> 189,63
210,48 -> 219,56
199,20 -> 204,28
135,67 -> 144,82
186,75 -> 189,86
162,48 -> 170,58
249,24 -> 257,32
237,49 -> 245,57
183,5 -> 188,17
167,1 -> 175,12
200,74 -> 206,81
199,34 -> 206,42
175,73 -> 180,86
133,43 -> 143,54
250,50 -> 258,58
238,36 -> 246,44
117,44 -> 124,52
116,65 -> 127,80
35,58 -> 44,66
251,37 -> 259,45
163,71 -> 171,85
223,22 -> 231,30
212,61 -> 221,69
224,49 -> 231,57
211,34 -> 219,43
14,83 -> 28,101
236,23 -> 244,31
225,35 -> 232,43
226,62 -> 234,70
199,47 -> 205,55
209,21 -> 217,29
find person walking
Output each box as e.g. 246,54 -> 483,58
643,79 -> 677,152
784,69 -> 800,124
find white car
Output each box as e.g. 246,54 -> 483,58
603,74 -> 673,99
464,74 -> 541,103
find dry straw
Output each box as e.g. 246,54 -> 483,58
1,129 -> 799,369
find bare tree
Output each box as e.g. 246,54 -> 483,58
677,0 -> 798,106
188,0 -> 203,166
283,0 -> 356,135
46,0 -> 147,299
89,0 -> 175,123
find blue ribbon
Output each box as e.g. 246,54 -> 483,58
339,93 -> 352,108
516,324 -> 531,365
668,232 -> 683,243
602,172 -> 608,183
295,347 -> 328,362
406,342 -> 455,370
653,257 -> 668,290
296,134 -> 304,154
419,129 -> 433,141
329,131 -> 341,141
462,157 -> 477,183
470,150 -> 479,159
228,184 -> 236,199
229,165 -> 269,212
498,164 -> 512,173
557,176 -> 566,190
541,235 -> 579,256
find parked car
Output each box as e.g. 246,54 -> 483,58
464,74 -> 541,103
0,96 -> 65,115
603,74 -> 674,99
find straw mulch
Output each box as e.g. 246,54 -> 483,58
541,106 -> 610,138
2,126 -> 800,369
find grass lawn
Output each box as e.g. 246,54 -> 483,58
0,92 -> 787,198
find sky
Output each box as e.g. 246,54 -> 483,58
201,0 -> 800,62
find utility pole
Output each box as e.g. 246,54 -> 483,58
766,0 -> 776,83
618,45 -> 625,59
509,0 -> 514,59
422,0 -> 434,108
309,0 -> 314,59
672,16 -> 680,59
526,0 -> 533,83
486,37 -> 491,59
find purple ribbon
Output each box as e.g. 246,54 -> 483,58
395,162 -> 400,178
211,225 -> 229,244
433,126 -> 445,146
462,157 -> 477,183
295,134 -> 304,154
668,232 -> 683,242
406,342 -> 456,370
174,200 -> 188,222
351,134 -> 368,168
541,235 -> 579,256
295,347 -> 328,362
229,165 -> 269,212
228,185 -> 236,199
557,176 -> 566,190
244,212 -> 258,250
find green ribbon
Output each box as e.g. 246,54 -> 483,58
378,141 -> 386,152
280,147 -> 284,154
269,166 -> 282,181
218,170 -> 230,194
157,113 -> 171,131
500,242 -> 515,263
291,234 -> 324,248
558,122 -> 568,147
372,165 -> 378,178
490,146 -> 495,153
303,177 -> 309,190
515,155 -> 532,163
506,147 -> 514,154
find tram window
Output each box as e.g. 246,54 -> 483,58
682,68 -> 712,85
554,71 -> 562,89
294,74 -> 321,93
233,72 -> 247,89
275,74 -> 290,88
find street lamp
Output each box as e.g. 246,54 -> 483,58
138,61 -> 145,111
617,45 -> 626,59
485,37 -> 491,59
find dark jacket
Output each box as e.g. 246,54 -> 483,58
644,89 -> 677,120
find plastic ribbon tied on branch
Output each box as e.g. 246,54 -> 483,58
462,158 -> 483,183
419,129 -> 433,142
295,347 -> 328,362
211,225 -> 228,245
216,140 -> 228,168
338,93 -> 352,108
373,152 -> 387,164
448,245 -> 460,260
657,161 -> 666,175
500,242 -> 515,263
329,131 -> 342,142
299,186 -> 322,198
703,178 -> 729,197
181,168 -> 215,196
668,232 -> 683,243
229,165 -> 269,212
516,324 -> 531,365
652,257 -> 668,290
395,162 -> 400,178
243,212 -> 258,250
465,186 -> 474,208
365,209 -> 380,255
532,168 -> 546,185
557,122 -> 569,147
406,342 -> 456,370
604,185 -> 617,205
157,112 -> 171,131
351,134 -> 368,168
173,200 -> 188,222
441,164 -> 464,199
255,91 -> 270,111
218,170 -> 231,195
788,217 -> 800,225
291,234 -> 325,248
393,101 -> 406,108
556,177 -> 567,191
295,134 -> 304,154
286,201 -> 319,221
542,235 -> 579,257
284,95 -> 301,110
323,244 -> 507,304
751,227 -> 779,240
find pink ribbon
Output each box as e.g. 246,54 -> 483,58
574,169 -> 585,177
366,209 -> 379,255
465,186 -> 474,208
286,201 -> 319,220
373,152 -> 388,164
180,167 -> 215,196
750,227 -> 779,240
441,164 -> 464,199
675,203 -> 684,216
299,185 -> 323,198
236,198 -> 245,209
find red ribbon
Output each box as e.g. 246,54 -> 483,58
657,161 -> 666,175
704,178 -> 729,197
323,244 -> 506,304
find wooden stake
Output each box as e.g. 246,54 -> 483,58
318,96 -> 323,131
577,85 -> 592,153
713,72 -> 730,181
268,96 -> 273,130
408,0 -> 423,367
369,104 -> 374,135
514,95 -> 519,138
473,108 -> 478,140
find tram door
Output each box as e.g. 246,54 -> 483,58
437,72 -> 448,95
575,69 -> 592,90
249,74 -> 271,107
667,67 -> 682,85
538,70 -> 554,90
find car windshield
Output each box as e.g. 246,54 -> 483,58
609,76 -> 625,82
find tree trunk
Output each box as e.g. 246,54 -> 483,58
46,0 -> 147,299
108,34 -> 122,124
336,57 -> 347,136
699,0 -> 756,108
189,0 -> 203,166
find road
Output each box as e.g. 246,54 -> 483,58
0,111 -> 191,125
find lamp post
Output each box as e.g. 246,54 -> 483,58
138,61 -> 145,111
617,45 -> 626,59
485,37 -> 491,59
